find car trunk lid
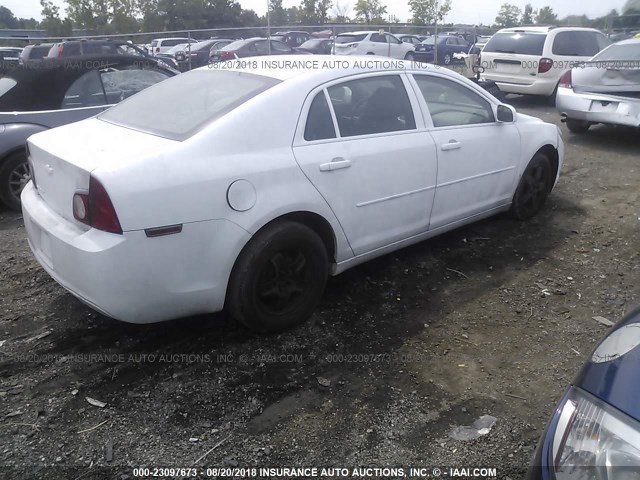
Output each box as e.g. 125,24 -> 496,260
27,118 -> 177,225
572,61 -> 640,95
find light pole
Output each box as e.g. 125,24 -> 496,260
267,0 -> 271,54
434,0 -> 439,65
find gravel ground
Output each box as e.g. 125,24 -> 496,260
1,97 -> 639,480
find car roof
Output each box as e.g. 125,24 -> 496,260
616,38 -> 640,45
498,26 -> 602,34
337,31 -> 379,35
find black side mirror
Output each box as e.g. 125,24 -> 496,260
497,104 -> 515,123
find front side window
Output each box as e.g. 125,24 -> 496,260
254,40 -> 269,54
61,70 -> 106,108
271,41 -> 291,53
304,91 -> 336,141
327,75 -> 416,137
371,34 -> 386,43
386,34 -> 401,44
414,75 -> 494,127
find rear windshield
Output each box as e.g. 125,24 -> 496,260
98,70 -> 280,141
592,43 -> 640,61
335,34 -> 368,44
222,39 -> 250,50
483,32 -> 547,55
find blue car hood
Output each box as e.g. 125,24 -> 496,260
574,305 -> 640,422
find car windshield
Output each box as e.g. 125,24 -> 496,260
167,43 -> 190,54
592,43 -> 640,61
221,39 -> 251,51
335,34 -> 367,44
483,32 -> 547,55
98,70 -> 281,141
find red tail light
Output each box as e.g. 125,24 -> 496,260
72,176 -> 122,234
219,51 -> 235,60
559,69 -> 572,89
57,44 -> 64,57
155,47 -> 160,53
538,57 -> 553,74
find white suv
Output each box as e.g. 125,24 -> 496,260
481,27 -> 610,98
334,31 -> 415,60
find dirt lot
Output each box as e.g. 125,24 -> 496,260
1,98 -> 639,480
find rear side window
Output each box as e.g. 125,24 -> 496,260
304,92 -> 336,141
327,75 -> 416,137
99,70 -> 281,141
552,31 -> 608,57
483,32 -> 547,55
61,70 -> 106,108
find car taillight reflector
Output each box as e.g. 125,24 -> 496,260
72,177 -> 122,234
538,57 -> 553,74
559,69 -> 572,89
73,193 -> 89,222
219,51 -> 235,60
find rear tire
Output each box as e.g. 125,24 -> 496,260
0,151 -> 30,212
226,221 -> 328,333
566,119 -> 591,134
509,153 -> 553,221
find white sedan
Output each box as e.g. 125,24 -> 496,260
334,31 -> 416,60
22,56 -> 564,332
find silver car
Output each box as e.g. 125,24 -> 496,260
556,38 -> 640,133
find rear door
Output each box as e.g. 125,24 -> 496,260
293,73 -> 438,255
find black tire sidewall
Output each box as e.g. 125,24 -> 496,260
0,151 -> 28,212
566,119 -> 590,133
227,221 -> 328,333
510,153 -> 553,221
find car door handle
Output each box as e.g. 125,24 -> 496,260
441,140 -> 462,151
319,158 -> 352,172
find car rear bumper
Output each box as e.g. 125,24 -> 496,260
556,87 -> 640,127
483,76 -> 557,96
21,182 -> 250,323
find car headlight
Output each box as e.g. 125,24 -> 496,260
552,387 -> 640,479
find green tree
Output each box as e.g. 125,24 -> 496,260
354,0 -> 387,23
0,5 -> 19,28
299,0 -> 319,24
331,1 -> 350,22
521,3 -> 535,24
317,0 -> 333,23
269,0 -> 287,26
494,3 -> 521,28
41,0 -> 73,36
536,6 -> 558,24
286,6 -> 301,23
408,0 -> 451,25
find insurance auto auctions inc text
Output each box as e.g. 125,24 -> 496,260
194,466 -> 498,479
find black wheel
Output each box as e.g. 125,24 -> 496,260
226,221 -> 328,333
566,119 -> 591,134
366,52 -> 375,55
509,153 -> 553,221
443,53 -> 452,65
404,52 -> 415,61
481,82 -> 505,102
0,151 -> 30,212
545,83 -> 559,106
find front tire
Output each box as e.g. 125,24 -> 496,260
226,221 -> 329,333
565,119 -> 591,133
509,153 -> 553,221
0,151 -> 30,212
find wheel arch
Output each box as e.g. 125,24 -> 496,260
249,210 -> 337,264
536,144 -> 560,191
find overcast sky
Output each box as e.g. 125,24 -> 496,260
1,0 -> 628,25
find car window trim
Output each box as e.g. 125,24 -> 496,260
407,72 -> 500,131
